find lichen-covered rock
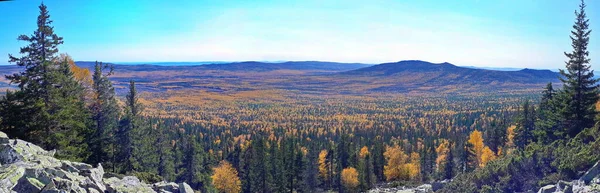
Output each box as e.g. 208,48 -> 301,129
0,165 -> 25,191
179,182 -> 194,193
80,163 -> 105,191
105,176 -> 155,193
0,131 -> 187,193
153,181 -> 179,192
0,143 -> 25,165
12,176 -> 45,192
0,132 -> 9,144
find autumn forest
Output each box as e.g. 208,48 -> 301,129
0,1 -> 599,193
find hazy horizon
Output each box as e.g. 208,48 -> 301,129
1,0 -> 599,70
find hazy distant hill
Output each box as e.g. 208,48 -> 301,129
199,61 -> 371,72
0,60 -> 561,94
74,61 -> 371,73
343,60 -> 559,84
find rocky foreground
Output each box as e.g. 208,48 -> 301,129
536,161 -> 600,193
0,132 -> 192,193
366,162 -> 600,193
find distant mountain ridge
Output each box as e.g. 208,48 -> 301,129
0,60 -> 562,94
342,60 -> 559,84
73,61 -> 372,73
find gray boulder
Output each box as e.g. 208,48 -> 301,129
0,132 -> 9,144
581,161 -> 600,184
153,181 -> 179,192
12,176 -> 45,192
179,182 -> 194,193
538,184 -> 556,193
104,176 -> 155,193
414,184 -> 433,193
557,180 -> 573,193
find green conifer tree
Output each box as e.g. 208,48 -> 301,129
88,61 -> 120,170
178,134 -> 213,192
514,101 -> 535,149
156,119 -> 175,181
1,3 -> 90,161
558,0 -> 599,138
535,83 -> 560,142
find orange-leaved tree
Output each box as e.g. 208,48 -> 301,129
211,161 -> 241,193
467,130 -> 485,167
342,167 -> 359,192
480,146 -> 497,167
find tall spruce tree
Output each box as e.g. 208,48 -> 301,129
443,144 -> 454,180
243,136 -> 269,192
1,3 -> 90,161
514,100 -> 535,149
178,134 -> 213,192
2,3 -> 64,144
46,58 -> 91,161
535,83 -> 560,142
156,119 -> 175,182
558,0 -> 598,138
88,61 -> 120,170
117,80 -> 142,173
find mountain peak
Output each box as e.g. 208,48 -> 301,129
341,60 -> 559,86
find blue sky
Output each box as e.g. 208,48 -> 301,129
0,0 -> 599,70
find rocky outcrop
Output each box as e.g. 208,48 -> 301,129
537,161 -> 600,193
0,131 -> 192,193
367,182 -> 448,193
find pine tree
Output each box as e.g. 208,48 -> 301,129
156,119 -> 175,181
46,58 -> 91,161
464,142 -> 477,173
178,134 -> 213,192
243,136 -> 269,192
2,3 -> 60,143
117,80 -> 142,173
302,147 -> 319,192
88,61 -> 120,170
269,139 -> 285,192
443,145 -> 454,180
372,137 -> 385,182
1,3 -> 90,161
558,0 -> 599,138
535,83 -> 559,142
514,101 -> 535,149
358,146 -> 375,191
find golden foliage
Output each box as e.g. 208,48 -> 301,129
506,125 -> 516,149
56,53 -> 92,87
497,146 -> 503,157
480,146 -> 497,167
383,145 -> 420,181
468,130 -> 484,167
384,144 -> 408,181
359,146 -> 370,159
341,167 -> 359,190
318,150 -> 330,181
408,152 -> 421,181
435,139 -> 450,173
211,161 -> 241,193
